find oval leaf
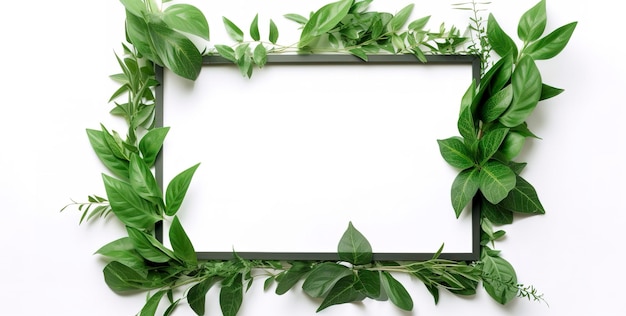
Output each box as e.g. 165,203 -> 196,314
303,263 -> 352,298
481,85 -> 513,123
250,14 -> 260,41
299,0 -> 352,48
437,137 -> 475,170
481,252 -> 518,304
451,167 -> 480,218
517,0 -> 546,42
316,275 -> 365,312
380,272 -> 413,311
147,21 -> 202,80
269,19 -> 279,44
139,127 -> 170,167
525,22 -> 577,60
165,163 -> 200,216
500,175 -> 545,214
338,221 -> 373,265
223,16 -> 244,42
478,161 -> 516,204
102,174 -> 160,229
163,4 -> 210,40
487,14 -> 518,58
499,56 -> 542,127
169,216 -> 197,266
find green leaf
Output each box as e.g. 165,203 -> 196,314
518,0 -> 546,42
481,85 -> 513,123
120,0 -> 145,18
500,175 -> 545,214
389,4 -> 414,32
163,298 -> 181,316
165,163 -> 200,216
188,277 -> 216,316
95,237 -> 147,276
220,274 -> 244,316
451,168 -> 480,218
499,56 -> 542,127
350,0 -> 373,13
354,270 -> 382,299
125,10 -> 163,65
253,44 -> 267,68
380,272 -> 413,311
316,275 -> 366,312
169,216 -> 197,266
127,226 -> 176,263
524,22 -> 577,60
223,17 -> 244,42
163,4 -> 210,40
269,19 -> 279,44
457,106 -> 477,144
275,262 -> 312,295
103,261 -> 148,292
487,14 -> 518,58
100,125 -> 128,161
460,80 -> 476,113
102,174 -> 160,229
129,154 -> 162,205
540,83 -> 564,100
250,14 -> 260,41
87,129 -> 130,179
478,161 -> 516,204
140,290 -> 166,316
478,128 -> 510,164
499,131 -> 526,161
147,21 -> 202,80
408,15 -> 430,31
481,251 -> 518,304
139,127 -> 169,167
480,198 -> 513,225
299,0 -> 352,48
338,221 -> 373,265
283,13 -> 308,25
302,263 -> 353,298
349,48 -> 368,61
437,137 -> 475,170
214,44 -> 237,63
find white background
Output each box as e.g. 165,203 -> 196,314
1,0 -> 624,315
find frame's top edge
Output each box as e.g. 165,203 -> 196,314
201,53 -> 480,65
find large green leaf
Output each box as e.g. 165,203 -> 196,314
220,274 -> 244,316
165,163 -> 200,216
478,128 -> 510,165
299,0 -> 353,48
481,252 -> 518,304
388,4 -> 414,32
437,137 -> 475,170
95,237 -> 147,276
103,261 -> 149,292
338,221 -> 373,265
525,22 -> 577,60
188,277 -> 216,316
102,174 -> 160,229
481,85 -> 513,123
125,10 -> 163,65
302,263 -> 353,298
451,167 -> 480,218
457,106 -> 477,144
478,161 -> 516,204
87,129 -> 130,180
316,275 -> 365,312
147,20 -> 202,80
120,0 -> 146,20
138,127 -> 169,167
499,131 -> 526,161
223,17 -> 244,42
275,262 -> 312,295
127,226 -> 176,263
480,197 -> 513,225
517,0 -> 546,42
129,154 -> 162,205
354,269 -> 382,299
500,175 -> 545,214
169,216 -> 197,266
139,290 -> 166,316
499,56 -> 542,127
380,272 -> 413,311
163,4 -> 210,40
487,14 -> 518,58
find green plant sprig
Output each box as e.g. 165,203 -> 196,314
63,0 -> 576,315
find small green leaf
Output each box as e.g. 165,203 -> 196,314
269,19 -> 279,44
500,175 -> 545,214
481,251 -> 518,304
437,137 -> 475,170
169,216 -> 197,266
127,226 -> 175,263
499,56 -> 542,127
275,262 -> 312,295
95,237 -> 147,276
350,0 -> 373,13
87,129 -> 129,179
284,13 -> 308,24
540,83 -> 564,100
102,174 -> 160,229
316,275 -> 366,312
120,0 -> 145,18
302,263 -> 353,298
349,48 -> 368,61
524,22 -> 577,60
338,222 -> 373,265
487,14 -> 518,58
517,0 -> 546,42
354,270 -> 382,299
214,44 -> 237,63
481,85 -> 513,123
139,127 -> 169,167
451,168 -> 480,218
253,44 -> 267,68
299,0 -> 352,48
478,161 -> 516,204
165,163 -> 200,216
478,128 -> 510,165
389,4 -> 414,32
250,14 -> 260,41
129,154 -> 162,205
140,290 -> 166,316
163,298 -> 181,316
188,277 -> 216,316
220,274 -> 243,316
408,15 -> 430,31
223,17 -> 244,42
163,4 -> 210,40
380,272 -> 413,311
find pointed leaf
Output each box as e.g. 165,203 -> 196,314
525,22 -> 577,60
188,277 -> 216,316
302,263 -> 352,298
129,154 -> 162,204
481,85 -> 513,123
275,262 -> 312,295
165,163 -> 200,216
253,44 -> 267,68
140,290 -> 166,316
349,48 -> 368,61
437,137 -> 475,170
220,274 -> 243,316
457,106 -> 477,144
87,129 -> 130,179
269,19 -> 279,44
139,127 -> 169,167
127,226 -> 175,263
147,21 -> 202,80
299,0 -> 352,48
120,0 -> 145,18
316,275 -> 365,312
499,56 -> 542,127
283,13 -> 308,25
338,221 -> 373,265
354,270 -> 382,299
169,216 -> 197,266
480,197 -> 513,225
408,15 -> 431,31
102,174 -> 160,229
451,167 -> 480,218
500,175 -> 545,214
478,128 -> 510,164
250,14 -> 260,41
380,272 -> 413,311
487,14 -> 518,58
103,261 -> 148,292
125,10 -> 163,65
95,237 -> 147,276
163,4 -> 210,40
223,17 -> 244,42
389,4 -> 414,32
481,252 -> 518,304
518,0 -> 546,42
540,83 -> 564,100
478,161 -> 516,204
214,44 -> 236,63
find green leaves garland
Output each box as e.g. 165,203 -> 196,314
62,0 -> 576,315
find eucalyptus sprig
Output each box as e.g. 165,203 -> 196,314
64,0 -> 576,315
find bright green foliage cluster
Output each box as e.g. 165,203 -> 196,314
63,0 -> 575,315
437,0 -> 576,304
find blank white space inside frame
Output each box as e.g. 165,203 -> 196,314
161,60 -> 474,255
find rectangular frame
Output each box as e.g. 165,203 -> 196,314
156,54 -> 481,261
